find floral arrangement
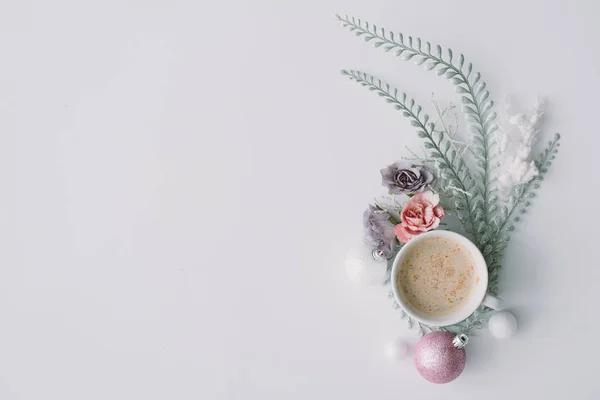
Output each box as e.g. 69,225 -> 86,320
365,163 -> 442,254
337,14 -> 561,337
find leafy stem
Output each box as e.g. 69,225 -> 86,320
495,133 -> 561,238
342,69 -> 481,244
485,133 -> 561,293
336,14 -> 498,237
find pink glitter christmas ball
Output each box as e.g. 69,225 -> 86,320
413,331 -> 466,384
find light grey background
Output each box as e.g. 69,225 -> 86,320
1,0 -> 599,398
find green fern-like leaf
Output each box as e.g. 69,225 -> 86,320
336,14 -> 500,244
342,69 -> 481,242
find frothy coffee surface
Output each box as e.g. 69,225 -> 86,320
397,237 -> 478,316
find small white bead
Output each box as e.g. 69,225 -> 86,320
384,338 -> 409,362
345,244 -> 387,285
488,311 -> 518,339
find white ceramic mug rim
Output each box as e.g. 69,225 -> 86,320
390,230 -> 489,327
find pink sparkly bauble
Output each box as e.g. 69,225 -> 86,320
413,331 -> 466,384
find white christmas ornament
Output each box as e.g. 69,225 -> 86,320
345,243 -> 387,285
384,338 -> 409,362
488,311 -> 518,339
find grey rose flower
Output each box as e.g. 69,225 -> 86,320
363,205 -> 396,257
380,161 -> 434,194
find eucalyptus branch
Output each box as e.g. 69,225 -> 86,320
342,69 -> 481,244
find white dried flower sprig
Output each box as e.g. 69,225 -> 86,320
497,98 -> 545,196
429,100 -> 476,200
430,99 -> 474,164
400,100 -> 474,203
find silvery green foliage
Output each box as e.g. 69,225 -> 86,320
336,14 -> 501,247
342,70 -> 482,242
338,16 -> 561,334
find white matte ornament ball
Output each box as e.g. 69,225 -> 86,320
345,244 -> 387,285
488,311 -> 518,339
384,338 -> 409,362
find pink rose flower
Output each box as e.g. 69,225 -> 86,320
394,191 -> 445,243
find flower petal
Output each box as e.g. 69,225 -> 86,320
401,203 -> 420,224
429,217 -> 441,230
406,216 -> 424,227
433,205 -> 445,218
390,161 -> 413,170
423,204 -> 434,223
363,205 -> 396,256
421,169 -> 435,185
394,224 -> 420,243
412,191 -> 433,204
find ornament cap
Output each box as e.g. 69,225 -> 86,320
371,249 -> 386,262
452,333 -> 469,349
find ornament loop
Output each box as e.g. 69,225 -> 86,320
452,333 -> 469,349
371,249 -> 386,262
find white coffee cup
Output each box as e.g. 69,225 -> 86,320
391,230 -> 502,327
